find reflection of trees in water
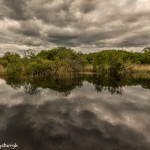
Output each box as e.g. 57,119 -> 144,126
10,84 -> 21,90
2,75 -> 24,90
95,85 -> 103,92
58,91 -> 70,98
24,83 -> 41,95
29,76 -> 83,97
86,74 -> 124,95
1,75 -> 83,96
95,85 -> 123,96
1,73 -> 150,96
107,86 -> 123,95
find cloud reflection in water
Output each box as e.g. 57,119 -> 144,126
0,78 -> 150,150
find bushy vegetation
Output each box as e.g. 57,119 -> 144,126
83,48 -> 150,75
0,47 -> 150,77
0,47 -> 86,76
84,48 -> 150,65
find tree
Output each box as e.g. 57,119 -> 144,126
3,52 -> 20,64
141,47 -> 150,64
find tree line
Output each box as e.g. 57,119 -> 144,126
0,47 -> 150,76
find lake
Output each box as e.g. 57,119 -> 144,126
0,74 -> 150,150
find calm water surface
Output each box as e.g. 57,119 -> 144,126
0,75 -> 150,150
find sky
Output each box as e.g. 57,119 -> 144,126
0,0 -> 150,53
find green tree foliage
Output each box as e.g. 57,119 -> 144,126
26,58 -> 54,76
92,50 -> 126,75
24,49 -> 37,59
141,47 -> 150,64
0,47 -> 150,77
0,47 -> 86,76
84,50 -> 144,65
2,52 -> 20,64
83,52 -> 97,64
1,52 -> 22,75
37,47 -> 86,75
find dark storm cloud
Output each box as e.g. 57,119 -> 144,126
0,0 -> 150,52
77,0 -> 98,13
46,28 -> 80,46
9,20 -> 41,37
1,0 -> 30,20
117,29 -> 150,47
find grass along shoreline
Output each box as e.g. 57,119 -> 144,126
1,64 -> 150,76
82,64 -> 150,73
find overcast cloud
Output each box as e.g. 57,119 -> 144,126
0,0 -> 150,53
